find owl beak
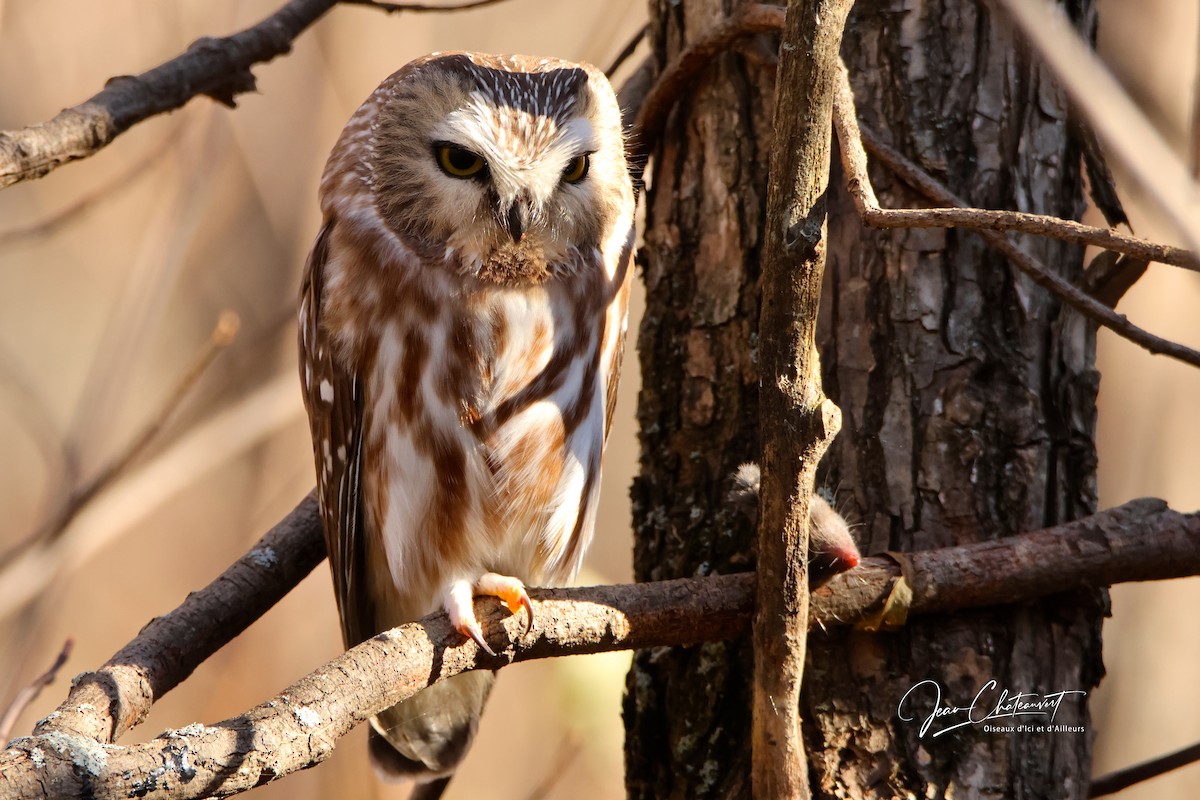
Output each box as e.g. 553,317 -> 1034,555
505,199 -> 530,244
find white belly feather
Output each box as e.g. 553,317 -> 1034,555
366,283 -> 605,621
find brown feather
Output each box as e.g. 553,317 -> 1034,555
299,51 -> 637,792
298,220 -> 374,648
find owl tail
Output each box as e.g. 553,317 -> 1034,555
368,670 -> 496,798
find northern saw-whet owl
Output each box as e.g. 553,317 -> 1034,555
298,53 -> 635,798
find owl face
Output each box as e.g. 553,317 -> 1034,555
368,53 -> 631,284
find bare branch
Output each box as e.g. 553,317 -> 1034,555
842,201 -> 1199,276
1,498 -> 1196,798
754,0 -> 851,796
830,60 -> 1200,371
1089,739 -> 1200,798
605,24 -> 649,79
3,574 -> 754,799
814,498 -> 1200,624
0,0 -> 518,190
0,640 -> 73,743
341,0 -> 512,11
0,0 -> 339,189
31,494 -> 325,744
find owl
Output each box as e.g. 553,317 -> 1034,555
297,52 -> 635,798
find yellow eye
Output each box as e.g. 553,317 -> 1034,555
562,154 -> 590,183
436,144 -> 485,178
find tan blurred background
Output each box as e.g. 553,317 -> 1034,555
0,1 -> 1196,798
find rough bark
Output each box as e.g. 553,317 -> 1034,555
624,1 -> 781,797
752,0 -> 851,795
626,1 -> 1103,798
810,1 -> 1102,797
0,574 -> 755,800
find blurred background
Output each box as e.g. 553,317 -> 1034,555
0,1 -> 1196,798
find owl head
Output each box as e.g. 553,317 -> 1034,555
348,52 -> 632,284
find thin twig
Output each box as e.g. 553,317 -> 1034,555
994,0 -> 1200,252
1089,739 -> 1200,797
630,4 -> 785,174
0,312 -> 241,567
341,0 -> 512,11
0,639 -> 73,743
829,60 -> 1200,370
522,735 -> 582,800
606,24 -> 648,78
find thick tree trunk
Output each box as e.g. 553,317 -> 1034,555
625,1 -> 1104,798
624,2 -> 778,798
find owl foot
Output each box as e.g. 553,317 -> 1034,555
444,575 -> 534,657
475,573 -> 535,633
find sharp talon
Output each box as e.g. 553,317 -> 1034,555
462,622 -> 497,657
520,593 -> 534,634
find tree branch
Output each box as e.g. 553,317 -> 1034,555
341,0 -> 512,11
812,498 -> 1200,623
1,498 -> 1196,798
0,0 -> 517,190
605,24 -> 648,78
829,59 -> 1200,371
2,573 -> 754,800
1089,739 -> 1200,798
754,0 -> 851,797
30,494 -> 326,744
838,195 -> 1200,275
0,0 -> 338,189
